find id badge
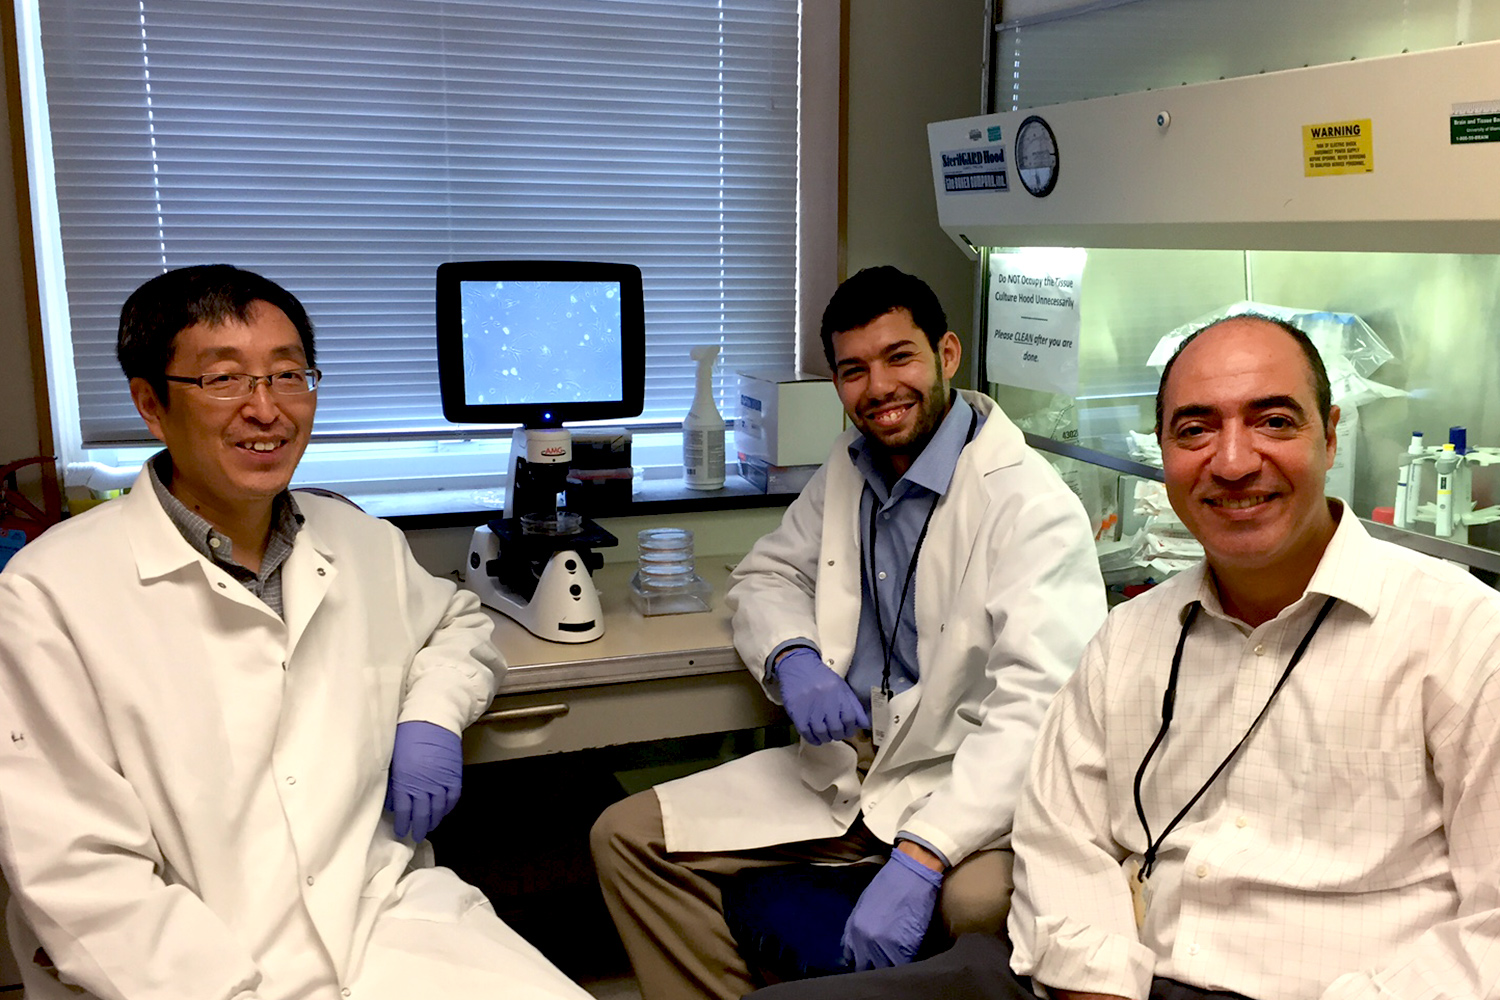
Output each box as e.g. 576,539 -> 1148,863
1125,858 -> 1152,930
870,688 -> 892,747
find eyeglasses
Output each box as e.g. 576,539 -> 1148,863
164,368 -> 322,399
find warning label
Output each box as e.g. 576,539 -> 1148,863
1452,101 -> 1500,144
1303,119 -> 1373,176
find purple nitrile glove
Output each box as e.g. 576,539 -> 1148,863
384,720 -> 463,841
841,848 -> 943,971
774,647 -> 869,746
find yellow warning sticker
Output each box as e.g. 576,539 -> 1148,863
1303,119 -> 1373,176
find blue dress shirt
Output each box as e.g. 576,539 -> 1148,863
844,391 -> 981,710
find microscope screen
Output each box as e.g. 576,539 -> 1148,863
458,279 -> 626,406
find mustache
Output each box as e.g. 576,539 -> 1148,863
859,390 -> 924,417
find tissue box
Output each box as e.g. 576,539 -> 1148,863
735,370 -> 845,468
737,455 -> 821,495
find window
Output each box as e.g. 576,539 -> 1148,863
18,0 -> 835,497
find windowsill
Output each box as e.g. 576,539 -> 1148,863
364,475 -> 796,529
69,429 -> 819,531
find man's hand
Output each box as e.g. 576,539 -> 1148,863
385,721 -> 463,841
841,844 -> 944,970
774,647 -> 870,745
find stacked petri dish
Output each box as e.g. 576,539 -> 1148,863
630,527 -> 712,615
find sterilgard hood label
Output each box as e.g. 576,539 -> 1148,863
1452,101 -> 1500,144
1303,119 -> 1373,176
940,145 -> 1008,193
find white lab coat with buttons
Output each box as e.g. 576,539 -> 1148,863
655,391 -> 1107,867
0,470 -> 587,1000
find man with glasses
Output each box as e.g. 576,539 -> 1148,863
0,265 -> 590,999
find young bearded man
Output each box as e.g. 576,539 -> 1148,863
591,266 -> 1106,1000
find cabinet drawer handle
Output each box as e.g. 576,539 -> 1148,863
476,703 -> 571,724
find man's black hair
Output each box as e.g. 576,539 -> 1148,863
819,266 -> 948,368
118,264 -> 316,404
1154,312 -> 1332,438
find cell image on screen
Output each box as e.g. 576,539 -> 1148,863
460,280 -> 625,406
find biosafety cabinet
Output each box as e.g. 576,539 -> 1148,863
928,35 -> 1500,577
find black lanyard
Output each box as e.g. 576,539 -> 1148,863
867,496 -> 938,698
1132,594 -> 1338,880
865,408 -> 979,698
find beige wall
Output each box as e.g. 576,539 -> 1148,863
0,17 -> 28,975
1,25 -> 41,479
844,0 -> 986,386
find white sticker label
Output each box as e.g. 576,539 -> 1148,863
870,688 -> 892,747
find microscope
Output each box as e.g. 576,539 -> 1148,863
436,258 -> 645,643
464,426 -> 618,642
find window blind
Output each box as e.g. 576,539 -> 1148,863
36,0 -> 800,446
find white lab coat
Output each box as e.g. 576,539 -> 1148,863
0,471 -> 587,1000
655,391 -> 1107,866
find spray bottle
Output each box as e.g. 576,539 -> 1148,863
683,345 -> 725,490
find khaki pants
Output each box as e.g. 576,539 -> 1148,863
590,789 -> 1014,1000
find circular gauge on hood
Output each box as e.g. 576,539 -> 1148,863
1015,115 -> 1059,197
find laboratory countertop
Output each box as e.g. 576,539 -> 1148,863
478,558 -> 748,693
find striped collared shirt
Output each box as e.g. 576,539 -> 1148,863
1010,504 -> 1500,999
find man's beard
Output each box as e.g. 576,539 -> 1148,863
860,370 -> 951,465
